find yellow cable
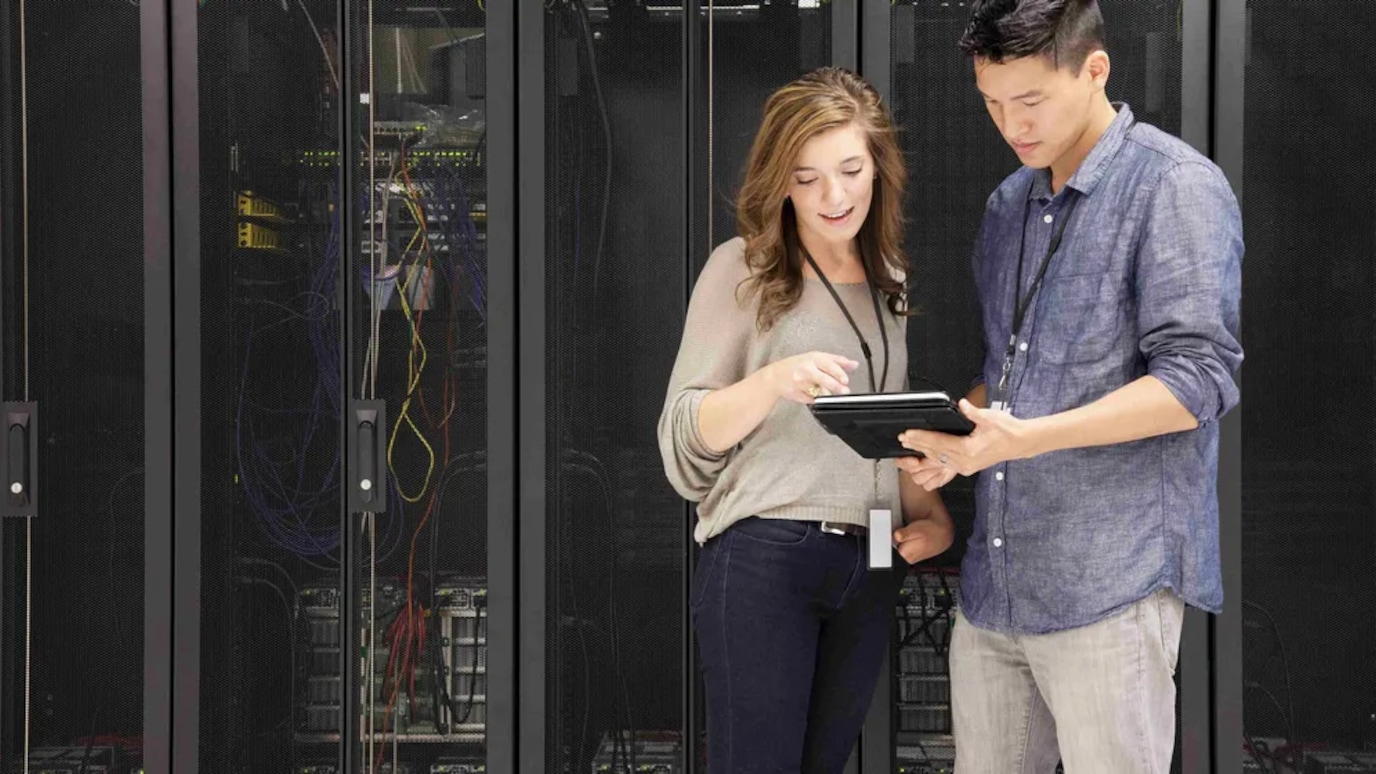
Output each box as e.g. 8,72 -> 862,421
386,176 -> 437,503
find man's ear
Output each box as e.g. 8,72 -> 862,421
1084,50 -> 1111,90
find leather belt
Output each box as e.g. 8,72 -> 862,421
819,521 -> 868,536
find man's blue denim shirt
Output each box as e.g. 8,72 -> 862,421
962,104 -> 1244,635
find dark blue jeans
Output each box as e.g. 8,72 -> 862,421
691,516 -> 906,773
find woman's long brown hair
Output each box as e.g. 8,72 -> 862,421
736,67 -> 909,332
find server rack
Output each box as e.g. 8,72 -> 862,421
168,2 -> 515,773
0,2 -> 172,773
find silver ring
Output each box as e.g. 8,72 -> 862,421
938,453 -> 949,465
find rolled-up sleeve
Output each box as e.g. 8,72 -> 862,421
657,243 -> 751,501
1135,161 -> 1244,424
658,388 -> 729,501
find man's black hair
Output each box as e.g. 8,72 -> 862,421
959,0 -> 1106,72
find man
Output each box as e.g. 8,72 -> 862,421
894,1 -> 1243,771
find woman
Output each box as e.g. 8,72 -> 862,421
657,67 -> 954,772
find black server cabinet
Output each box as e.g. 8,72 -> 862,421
1229,2 -> 1376,773
533,4 -> 694,772
175,2 -> 513,773
187,3 -> 353,771
0,0 -> 173,773
342,4 -> 503,773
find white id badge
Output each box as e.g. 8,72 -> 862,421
868,508 -> 895,570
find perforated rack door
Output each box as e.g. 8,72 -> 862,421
343,3 -> 496,774
1,1 -> 148,772
192,0 -> 354,770
541,4 -> 696,771
1238,1 -> 1376,767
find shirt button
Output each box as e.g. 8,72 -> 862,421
993,537 -> 1004,548
1019,342 -> 1028,352
1043,214 -> 1054,224
995,472 -> 1005,481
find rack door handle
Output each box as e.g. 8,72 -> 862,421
351,402 -> 386,513
4,404 -> 36,517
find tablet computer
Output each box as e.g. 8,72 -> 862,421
808,391 -> 975,460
